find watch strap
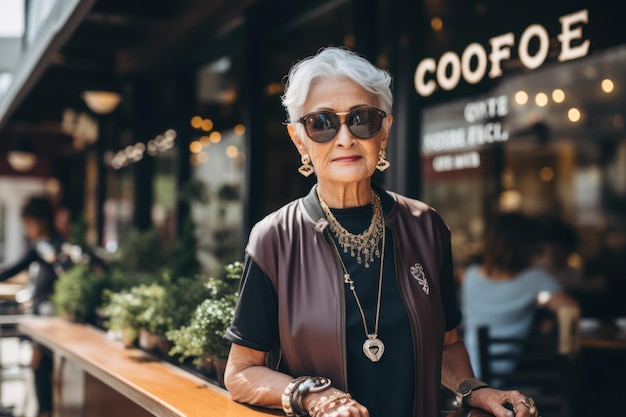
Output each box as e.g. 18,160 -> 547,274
282,376 -> 332,416
456,378 -> 489,409
292,376 -> 331,414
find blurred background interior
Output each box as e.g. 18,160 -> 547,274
0,0 -> 625,416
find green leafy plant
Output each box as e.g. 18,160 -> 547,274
166,262 -> 243,364
99,283 -> 166,333
52,264 -> 109,322
168,216 -> 201,279
149,272 -> 214,334
112,228 -> 169,275
166,294 -> 238,364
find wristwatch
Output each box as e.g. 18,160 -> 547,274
291,376 -> 332,416
282,376 -> 332,416
455,378 -> 489,408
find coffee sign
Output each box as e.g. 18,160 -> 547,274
415,9 -> 590,97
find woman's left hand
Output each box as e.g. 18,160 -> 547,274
467,388 -> 539,417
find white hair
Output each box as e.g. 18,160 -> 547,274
281,47 -> 393,123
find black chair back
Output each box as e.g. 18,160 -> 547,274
477,325 -> 578,417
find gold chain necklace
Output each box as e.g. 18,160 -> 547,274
326,218 -> 386,363
317,189 -> 383,268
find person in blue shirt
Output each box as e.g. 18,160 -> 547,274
461,212 -> 580,385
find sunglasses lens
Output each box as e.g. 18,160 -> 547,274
300,108 -> 385,142
303,112 -> 338,143
348,108 -> 384,139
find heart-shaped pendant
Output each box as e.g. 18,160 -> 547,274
362,337 -> 385,362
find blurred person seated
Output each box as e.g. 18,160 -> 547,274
532,216 -> 584,292
461,212 -> 580,386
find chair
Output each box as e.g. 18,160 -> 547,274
477,325 -> 579,417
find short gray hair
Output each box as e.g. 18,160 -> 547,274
281,47 -> 393,123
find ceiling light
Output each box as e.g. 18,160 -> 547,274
7,139 -> 37,172
82,90 -> 122,114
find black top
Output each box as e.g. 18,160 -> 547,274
0,235 -> 67,314
227,191 -> 461,417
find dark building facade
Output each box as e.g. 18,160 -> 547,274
1,0 -> 625,318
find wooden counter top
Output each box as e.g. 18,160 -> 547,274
19,317 -> 280,417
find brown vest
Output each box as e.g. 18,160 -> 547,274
246,185 -> 450,417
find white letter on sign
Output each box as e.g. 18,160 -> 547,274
518,24 -> 550,69
488,32 -> 515,78
437,51 -> 462,91
558,9 -> 590,62
415,58 -> 437,97
462,43 -> 488,85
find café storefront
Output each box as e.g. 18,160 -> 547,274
2,0 -> 625,416
235,0 -> 626,315
411,4 -> 626,317
93,0 -> 624,322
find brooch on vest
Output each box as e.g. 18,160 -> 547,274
410,263 -> 430,295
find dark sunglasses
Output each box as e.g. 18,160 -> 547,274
298,107 -> 387,143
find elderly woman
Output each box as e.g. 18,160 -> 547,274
224,47 -> 537,417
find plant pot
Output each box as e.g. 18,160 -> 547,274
195,356 -> 216,377
156,335 -> 172,356
139,329 -> 162,351
120,327 -> 138,348
210,354 -> 228,388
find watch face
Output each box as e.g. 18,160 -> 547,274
459,379 -> 489,395
458,380 -> 473,395
308,376 -> 331,392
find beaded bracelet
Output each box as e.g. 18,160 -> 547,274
281,377 -> 309,416
308,392 -> 352,417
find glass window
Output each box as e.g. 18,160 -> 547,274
153,146 -> 177,244
103,168 -> 134,253
188,52 -> 247,274
421,45 -> 626,315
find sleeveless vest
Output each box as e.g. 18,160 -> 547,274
246,185 -> 450,417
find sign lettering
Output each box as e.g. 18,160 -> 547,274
415,9 -> 590,97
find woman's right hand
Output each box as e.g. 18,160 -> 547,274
304,389 -> 370,417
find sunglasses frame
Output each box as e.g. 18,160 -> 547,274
298,107 -> 387,143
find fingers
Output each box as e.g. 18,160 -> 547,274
472,389 -> 539,417
510,396 -> 538,417
308,393 -> 369,417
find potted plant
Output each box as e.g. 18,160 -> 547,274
99,283 -> 166,348
144,272 -> 214,355
166,293 -> 238,386
51,263 -> 109,323
110,228 -> 170,280
133,283 -> 168,350
166,262 -> 242,386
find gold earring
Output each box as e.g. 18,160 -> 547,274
376,149 -> 390,172
298,154 -> 315,177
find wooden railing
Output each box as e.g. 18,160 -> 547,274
17,316 -> 495,417
19,317 -> 280,417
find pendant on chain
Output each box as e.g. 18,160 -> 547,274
363,337 -> 385,362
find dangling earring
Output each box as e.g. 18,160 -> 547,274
298,154 -> 315,177
376,149 -> 390,172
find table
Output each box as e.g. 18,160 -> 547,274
579,318 -> 626,350
0,283 -> 25,301
576,318 -> 626,416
